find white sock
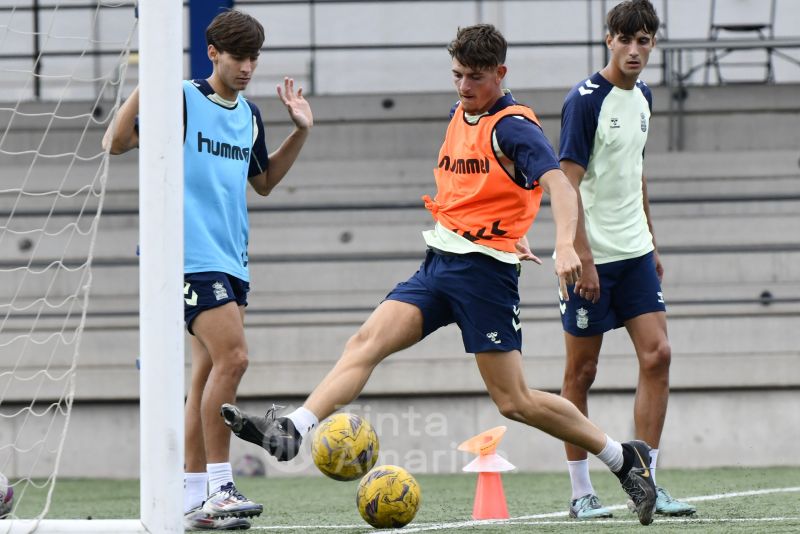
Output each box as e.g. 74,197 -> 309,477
287,406 -> 319,438
650,448 -> 659,486
567,459 -> 595,500
184,472 -> 208,513
207,462 -> 234,493
595,435 -> 624,473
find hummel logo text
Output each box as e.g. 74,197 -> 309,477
438,155 -> 490,174
197,131 -> 251,161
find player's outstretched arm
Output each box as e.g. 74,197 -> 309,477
641,173 -> 663,281
539,168 -> 582,300
102,86 -> 140,155
248,77 -> 313,196
561,159 -> 601,303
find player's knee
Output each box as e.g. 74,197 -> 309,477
344,326 -> 386,362
496,400 -> 521,421
345,328 -> 371,354
563,359 -> 598,391
339,331 -> 375,370
219,348 -> 249,379
492,392 -> 528,422
640,341 -> 671,376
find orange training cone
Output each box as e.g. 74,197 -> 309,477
458,426 -> 515,520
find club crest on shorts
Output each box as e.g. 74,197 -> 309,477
213,281 -> 229,301
576,307 -> 589,329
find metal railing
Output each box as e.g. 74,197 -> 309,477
2,0 -> 800,152
1,0 -> 646,100
660,37 -> 800,150
4,0 -> 800,93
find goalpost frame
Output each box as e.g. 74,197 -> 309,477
136,0 -> 185,530
5,1 -> 184,532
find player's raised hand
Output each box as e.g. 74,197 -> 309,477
277,77 -> 313,131
554,244 -> 582,301
515,235 -> 543,264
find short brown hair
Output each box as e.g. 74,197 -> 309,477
447,24 -> 507,70
206,10 -> 265,57
606,0 -> 660,37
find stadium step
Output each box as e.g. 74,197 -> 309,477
3,311 -> 796,402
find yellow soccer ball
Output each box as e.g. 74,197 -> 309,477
356,465 -> 421,529
311,413 -> 379,481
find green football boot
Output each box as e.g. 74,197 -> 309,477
655,486 -> 696,516
569,494 -> 613,519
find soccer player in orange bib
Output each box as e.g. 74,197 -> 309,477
223,24 -> 658,525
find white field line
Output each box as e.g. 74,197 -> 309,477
494,517 -> 800,526
250,485 -> 800,532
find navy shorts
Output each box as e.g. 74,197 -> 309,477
184,271 -> 249,335
386,249 -> 523,353
559,251 -> 666,337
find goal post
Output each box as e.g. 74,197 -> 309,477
1,0 -> 183,532
137,0 -> 184,531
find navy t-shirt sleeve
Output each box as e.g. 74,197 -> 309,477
247,101 -> 269,177
558,87 -> 599,170
638,80 -> 653,158
449,102 -> 459,119
495,115 -> 560,189
639,80 -> 653,111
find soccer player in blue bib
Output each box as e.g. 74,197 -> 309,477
103,10 -> 313,530
557,0 -> 695,520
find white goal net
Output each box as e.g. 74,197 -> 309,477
0,1 -> 182,532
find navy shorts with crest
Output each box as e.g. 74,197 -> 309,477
386,248 -> 523,353
184,271 -> 249,335
559,251 -> 666,337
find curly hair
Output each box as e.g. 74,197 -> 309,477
447,24 -> 507,70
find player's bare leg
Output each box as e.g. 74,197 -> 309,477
184,337 -> 218,529
193,303 -> 249,464
221,300 -> 423,460
626,311 -> 694,516
476,350 -> 607,451
186,336 -> 212,472
476,350 -> 656,525
559,333 -> 613,518
193,303 -> 262,519
561,333 -> 605,460
625,311 -> 670,449
305,300 -> 422,418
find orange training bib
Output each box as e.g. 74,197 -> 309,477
424,103 -> 544,253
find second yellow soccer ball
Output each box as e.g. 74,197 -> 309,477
356,465 -> 421,528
